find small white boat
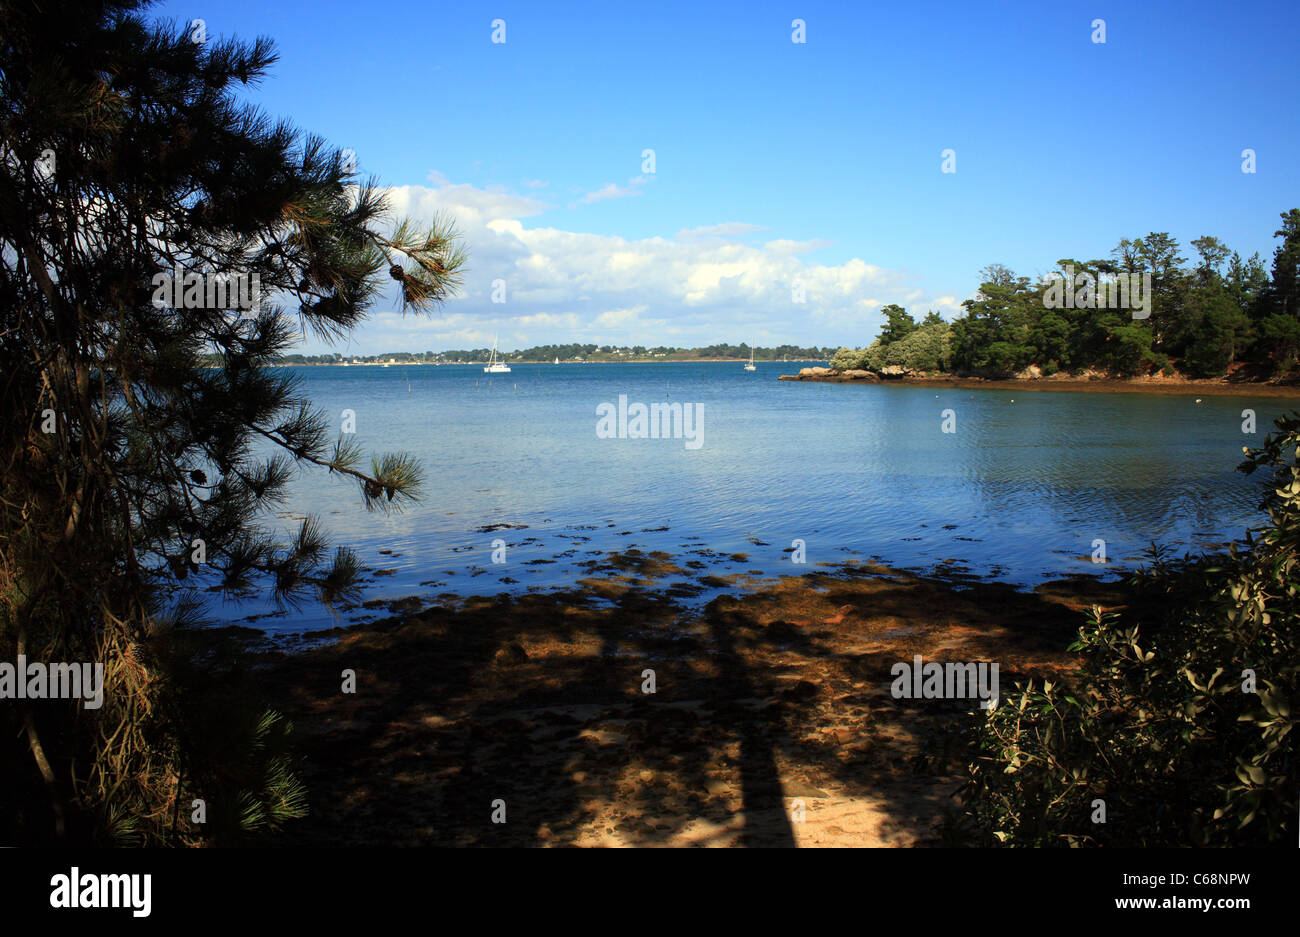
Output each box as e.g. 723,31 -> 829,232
484,335 -> 511,373
554,357 -> 559,364
744,340 -> 756,371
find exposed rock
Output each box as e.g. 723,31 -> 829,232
780,367 -> 880,382
492,642 -> 529,665
824,726 -> 855,746
782,679 -> 821,701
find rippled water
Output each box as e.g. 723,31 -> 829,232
214,362 -> 1294,633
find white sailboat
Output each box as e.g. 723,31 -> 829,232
554,357 -> 559,364
744,340 -> 757,371
484,335 -> 511,373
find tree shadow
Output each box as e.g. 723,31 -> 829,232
253,556 -> 1126,847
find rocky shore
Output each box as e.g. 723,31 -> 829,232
779,366 -> 1300,397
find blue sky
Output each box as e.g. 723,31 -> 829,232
149,0 -> 1300,354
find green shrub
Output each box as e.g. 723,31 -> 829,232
830,325 -> 949,373
888,322 -> 951,372
830,342 -> 882,371
960,415 -> 1300,846
830,347 -> 862,370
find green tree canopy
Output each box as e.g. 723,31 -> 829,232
877,303 -> 918,344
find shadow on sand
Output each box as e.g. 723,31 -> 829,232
255,555 -> 1126,846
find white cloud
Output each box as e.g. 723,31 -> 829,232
316,173 -> 959,353
394,170 -> 547,227
573,174 -> 654,206
577,181 -> 642,204
593,305 -> 652,329
764,238 -> 833,255
677,222 -> 768,239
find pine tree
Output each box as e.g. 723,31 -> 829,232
1,0 -> 465,842
1256,210 -> 1300,372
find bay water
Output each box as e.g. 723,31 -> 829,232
218,362 -> 1292,633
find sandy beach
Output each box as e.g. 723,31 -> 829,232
251,552 -> 1129,847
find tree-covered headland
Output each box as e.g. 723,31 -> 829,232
833,212 -> 1300,381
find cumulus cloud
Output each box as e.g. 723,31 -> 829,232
593,305 -> 654,329
321,173 -> 959,353
383,170 -> 548,228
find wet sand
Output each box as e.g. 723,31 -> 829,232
254,554 -> 1131,847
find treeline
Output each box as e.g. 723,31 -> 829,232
692,342 -> 835,360
265,342 -> 835,365
833,209 -> 1300,379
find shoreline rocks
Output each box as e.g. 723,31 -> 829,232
779,367 -> 880,383
777,367 -> 1300,397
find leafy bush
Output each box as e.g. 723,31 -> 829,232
830,346 -> 863,370
831,325 -> 949,373
830,341 -> 881,371
961,415 -> 1300,846
885,322 -> 951,372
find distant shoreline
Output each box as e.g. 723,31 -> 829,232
268,358 -> 833,367
779,370 -> 1300,398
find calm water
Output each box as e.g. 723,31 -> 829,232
216,362 -> 1294,633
